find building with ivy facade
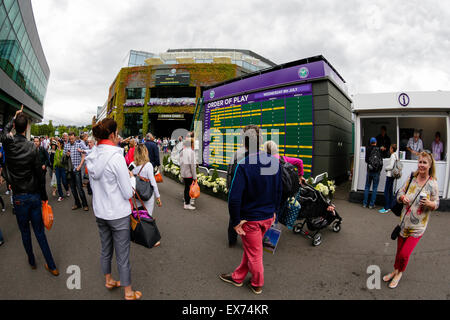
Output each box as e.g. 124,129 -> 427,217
0,0 -> 49,131
103,48 -> 275,138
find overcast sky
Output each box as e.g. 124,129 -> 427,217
32,0 -> 450,126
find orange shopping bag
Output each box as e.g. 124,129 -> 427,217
154,170 -> 163,183
42,201 -> 54,230
189,180 -> 200,199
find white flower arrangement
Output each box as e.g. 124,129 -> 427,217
315,183 -> 329,196
164,166 -> 228,195
314,180 -> 336,197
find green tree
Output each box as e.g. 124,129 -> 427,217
47,120 -> 55,137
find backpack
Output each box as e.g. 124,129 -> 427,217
392,155 -> 403,179
279,156 -> 300,203
368,147 -> 383,172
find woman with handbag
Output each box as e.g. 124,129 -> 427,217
179,138 -> 197,210
379,144 -> 398,214
86,118 -> 142,300
383,151 -> 439,288
131,144 -> 162,217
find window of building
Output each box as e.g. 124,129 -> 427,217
150,85 -> 196,98
12,10 -> 21,32
360,118 -> 397,157
398,117 -> 446,161
7,1 -> 19,23
357,115 -> 447,196
0,5 -> 7,29
126,87 -> 146,100
4,0 -> 14,13
123,113 -> 143,137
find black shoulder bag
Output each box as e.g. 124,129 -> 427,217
391,177 -> 429,240
391,172 -> 414,217
135,163 -> 154,201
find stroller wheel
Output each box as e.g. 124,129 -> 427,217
293,224 -> 302,234
312,233 -> 322,246
332,222 -> 341,233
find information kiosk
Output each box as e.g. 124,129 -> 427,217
350,91 -> 450,210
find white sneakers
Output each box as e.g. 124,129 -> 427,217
184,204 -> 196,210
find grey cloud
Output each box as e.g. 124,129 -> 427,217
33,0 -> 450,126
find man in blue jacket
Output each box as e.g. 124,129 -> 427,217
144,133 -> 161,171
219,127 -> 283,295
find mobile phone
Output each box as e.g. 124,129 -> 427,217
128,162 -> 135,171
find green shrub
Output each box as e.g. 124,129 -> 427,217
211,169 -> 219,182
162,155 -> 169,166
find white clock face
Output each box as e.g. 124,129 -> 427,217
171,69 -> 176,74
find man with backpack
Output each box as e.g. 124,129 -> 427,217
363,137 -> 383,209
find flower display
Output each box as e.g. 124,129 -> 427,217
123,99 -> 145,107
148,97 -> 196,106
313,179 -> 336,198
163,164 -> 228,196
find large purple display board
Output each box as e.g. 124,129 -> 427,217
200,59 -> 346,175
203,83 -> 314,176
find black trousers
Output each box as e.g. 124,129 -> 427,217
40,169 -> 48,201
69,170 -> 88,207
183,178 -> 193,205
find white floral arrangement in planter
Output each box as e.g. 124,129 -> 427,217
163,163 -> 182,181
197,173 -> 228,194
162,163 -> 228,195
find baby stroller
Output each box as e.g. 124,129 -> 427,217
292,183 -> 342,246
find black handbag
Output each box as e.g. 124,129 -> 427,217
130,192 -> 161,248
135,163 -> 154,201
391,178 -> 429,240
391,172 -> 414,217
390,225 -> 402,241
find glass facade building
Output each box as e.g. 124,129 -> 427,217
0,0 -> 49,127
123,48 -> 276,73
124,50 -> 156,67
0,0 -> 48,106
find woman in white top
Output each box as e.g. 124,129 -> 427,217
86,118 -> 141,300
132,144 -> 162,216
179,138 -> 197,210
379,144 -> 398,214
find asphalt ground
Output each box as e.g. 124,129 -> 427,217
0,164 -> 449,300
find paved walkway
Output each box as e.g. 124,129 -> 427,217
0,172 -> 449,300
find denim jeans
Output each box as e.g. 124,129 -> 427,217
363,171 -> 380,207
55,167 -> 69,198
384,176 -> 394,210
69,170 -> 88,207
13,193 -> 56,269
